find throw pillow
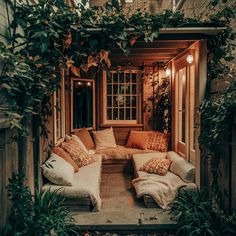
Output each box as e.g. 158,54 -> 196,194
41,153 -> 74,186
60,140 -> 95,167
147,131 -> 169,152
73,128 -> 95,150
92,127 -> 117,150
52,147 -> 79,172
126,130 -> 148,150
140,158 -> 171,176
71,134 -> 89,153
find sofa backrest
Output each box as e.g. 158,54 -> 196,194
167,151 -> 195,183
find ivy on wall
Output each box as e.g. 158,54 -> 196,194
0,0 -> 235,202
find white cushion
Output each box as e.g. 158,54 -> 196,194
167,151 -> 195,183
41,153 -> 74,186
92,127 -> 117,150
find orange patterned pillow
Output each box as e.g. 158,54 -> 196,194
147,131 -> 168,152
60,140 -> 95,167
52,147 -> 79,172
140,158 -> 171,176
126,131 -> 148,150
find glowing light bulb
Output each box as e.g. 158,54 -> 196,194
77,82 -> 82,85
165,68 -> 171,77
187,54 -> 194,64
87,82 -> 91,86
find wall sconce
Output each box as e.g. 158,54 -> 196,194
186,54 -> 194,64
165,68 -> 171,77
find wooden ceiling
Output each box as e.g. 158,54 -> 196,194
110,40 -> 196,66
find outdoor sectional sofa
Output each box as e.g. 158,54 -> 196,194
41,128 -> 197,211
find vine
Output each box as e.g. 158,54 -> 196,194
0,0 -> 235,202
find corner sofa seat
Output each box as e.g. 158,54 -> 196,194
96,145 -> 155,161
132,152 -> 197,209
42,154 -> 102,212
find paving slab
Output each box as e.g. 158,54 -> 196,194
72,173 -> 177,231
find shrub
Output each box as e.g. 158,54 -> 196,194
6,174 -> 79,236
171,190 -> 236,236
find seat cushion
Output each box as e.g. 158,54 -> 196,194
42,154 -> 102,211
167,151 -> 195,183
96,145 -> 155,161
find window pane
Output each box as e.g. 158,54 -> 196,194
113,73 -> 118,83
107,96 -> 112,107
119,108 -> 124,120
113,96 -> 118,107
118,95 -> 125,107
131,96 -> 136,107
113,84 -> 118,94
131,84 -> 136,94
132,73 -> 137,83
119,72 -> 124,83
126,96 -> 130,106
132,108 -> 136,120
126,108 -> 130,120
119,84 -> 125,94
107,74 -> 112,83
73,81 -> 93,129
125,84 -> 130,94
113,108 -> 118,120
125,73 -> 131,83
107,84 -> 112,95
107,108 -> 112,120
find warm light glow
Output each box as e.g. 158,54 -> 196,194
165,68 -> 171,77
77,82 -> 82,85
87,82 -> 91,86
187,54 -> 194,64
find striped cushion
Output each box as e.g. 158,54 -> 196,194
61,140 -> 95,167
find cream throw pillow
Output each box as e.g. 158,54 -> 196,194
41,153 -> 74,186
92,127 -> 117,150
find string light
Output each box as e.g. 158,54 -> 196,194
165,68 -> 171,77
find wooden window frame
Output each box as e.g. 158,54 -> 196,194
102,69 -> 142,125
70,78 -> 96,132
53,70 -> 65,145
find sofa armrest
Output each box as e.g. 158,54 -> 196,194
167,151 -> 195,183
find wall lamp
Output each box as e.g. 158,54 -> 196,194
165,68 -> 171,77
186,54 -> 194,64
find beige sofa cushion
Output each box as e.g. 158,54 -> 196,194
41,153 -> 74,186
167,151 -> 195,183
92,127 -> 117,150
